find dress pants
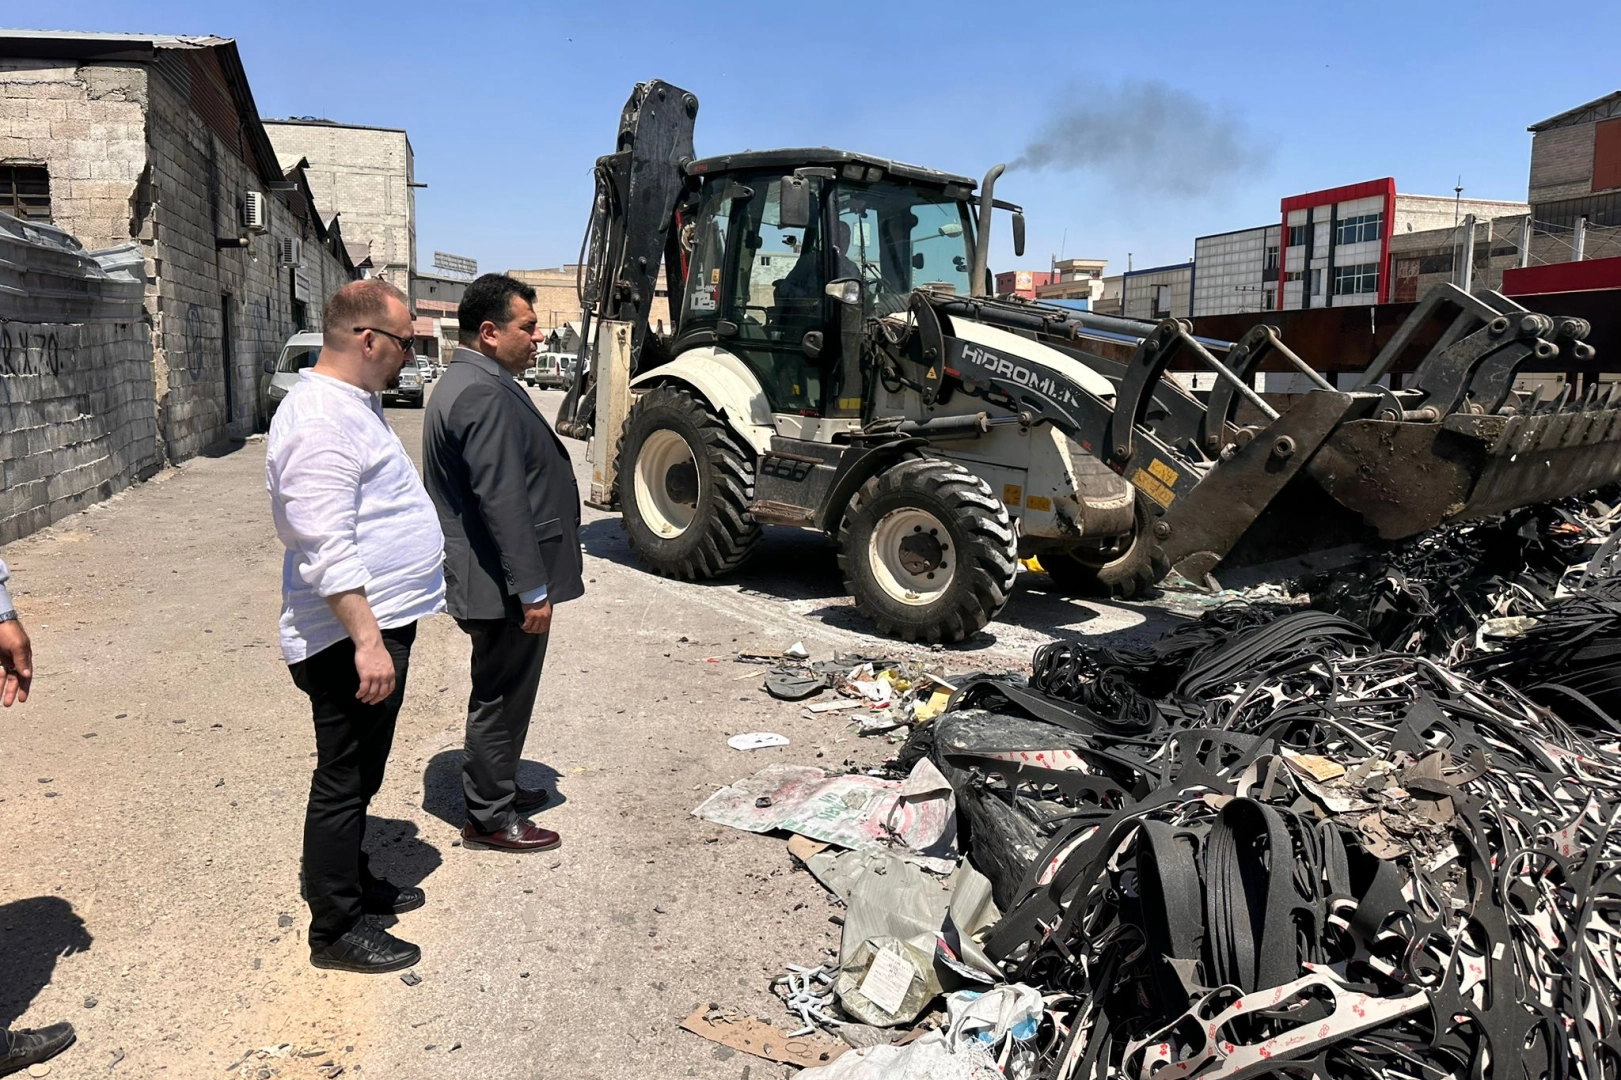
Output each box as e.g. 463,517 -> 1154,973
457,617 -> 548,833
288,622 -> 416,948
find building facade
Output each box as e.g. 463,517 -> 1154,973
510,264 -> 672,336
1192,225 -> 1280,316
1526,91 -> 1621,268
994,269 -> 1055,298
1279,178 -> 1525,310
263,118 -> 416,297
1121,262 -> 1193,320
0,30 -> 354,461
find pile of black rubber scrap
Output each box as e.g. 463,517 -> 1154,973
904,605 -> 1621,1079
1298,486 -> 1621,660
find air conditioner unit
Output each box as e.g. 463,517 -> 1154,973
278,236 -> 302,266
241,190 -> 267,232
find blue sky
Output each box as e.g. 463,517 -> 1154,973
32,0 -> 1618,278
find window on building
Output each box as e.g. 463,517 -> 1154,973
1285,270 -> 1305,282
1335,213 -> 1383,246
1152,284 -> 1172,318
1332,262 -> 1380,296
1311,269 -> 1324,296
0,165 -> 51,223
1263,245 -> 1279,271
1288,224 -> 1309,247
1263,288 -> 1276,309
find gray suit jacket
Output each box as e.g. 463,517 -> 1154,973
423,348 -> 585,621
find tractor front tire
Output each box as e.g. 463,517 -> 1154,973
838,458 -> 1018,644
616,385 -> 760,580
1042,490 -> 1169,600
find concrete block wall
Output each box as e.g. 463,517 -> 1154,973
1,53 -> 353,480
1530,124 -> 1599,205
263,121 -> 414,293
0,219 -> 161,544
144,68 -> 352,459
0,59 -> 149,251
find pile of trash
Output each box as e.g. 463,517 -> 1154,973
920,606 -> 1621,1078
689,497 -> 1621,1077
1299,487 -> 1621,660
742,641 -> 962,738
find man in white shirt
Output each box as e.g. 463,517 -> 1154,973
0,561 -> 79,1078
266,280 -> 445,975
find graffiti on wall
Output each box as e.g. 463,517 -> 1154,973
183,303 -> 205,382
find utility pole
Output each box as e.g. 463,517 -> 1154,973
1127,252 -> 1133,272
1454,178 -> 1464,228
1574,216 -> 1589,261
1460,214 -> 1477,293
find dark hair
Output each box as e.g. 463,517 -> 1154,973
458,273 -> 536,337
322,279 -> 408,341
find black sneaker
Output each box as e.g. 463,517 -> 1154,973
361,880 -> 426,915
309,918 -> 421,974
0,1022 -> 76,1077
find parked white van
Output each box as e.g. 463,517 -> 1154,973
262,331 -> 323,416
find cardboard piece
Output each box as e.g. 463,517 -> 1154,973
680,1007 -> 846,1068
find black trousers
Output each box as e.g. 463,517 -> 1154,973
288,622 -> 416,948
457,618 -> 548,833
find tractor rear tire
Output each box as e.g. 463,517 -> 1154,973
838,458 -> 1018,644
1043,490 -> 1169,600
616,385 -> 760,580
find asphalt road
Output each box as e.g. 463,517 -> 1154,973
0,384 -> 1191,1079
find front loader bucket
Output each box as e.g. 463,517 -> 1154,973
1149,285 -> 1621,580
1308,406 -> 1621,540
912,286 -> 1621,587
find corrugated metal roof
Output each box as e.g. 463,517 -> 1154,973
1529,91 -> 1621,132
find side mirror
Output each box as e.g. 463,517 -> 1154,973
825,278 -> 861,306
779,177 -> 812,229
1012,212 -> 1026,258
262,360 -> 276,375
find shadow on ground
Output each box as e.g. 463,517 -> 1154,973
363,816 -> 443,890
420,750 -> 565,829
0,896 -> 92,1028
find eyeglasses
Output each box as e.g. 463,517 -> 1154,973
354,326 -> 415,355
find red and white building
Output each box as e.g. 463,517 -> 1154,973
1278,179 -> 1526,309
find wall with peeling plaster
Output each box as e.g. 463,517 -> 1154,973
0,51 -> 353,484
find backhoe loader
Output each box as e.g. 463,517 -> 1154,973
555,80 -> 1621,643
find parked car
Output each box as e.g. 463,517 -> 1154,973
262,331 -> 324,417
528,352 -> 571,389
383,356 -> 427,408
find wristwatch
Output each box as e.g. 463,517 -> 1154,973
0,610 -> 16,624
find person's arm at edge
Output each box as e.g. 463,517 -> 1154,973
0,558 -> 33,707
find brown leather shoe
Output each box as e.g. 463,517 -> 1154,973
461,818 -> 562,853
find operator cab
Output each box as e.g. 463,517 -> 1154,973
674,149 -> 979,422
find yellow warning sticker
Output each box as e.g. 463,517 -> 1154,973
839,397 -> 862,410
1025,495 -> 1052,512
1131,469 -> 1176,509
1148,458 -> 1180,487
1002,484 -> 1024,507
710,267 -> 721,286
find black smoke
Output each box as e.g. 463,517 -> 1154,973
1010,81 -> 1270,197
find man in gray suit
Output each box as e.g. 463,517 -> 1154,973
423,274 -> 584,853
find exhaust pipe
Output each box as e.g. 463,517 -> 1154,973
971,164 -> 1005,298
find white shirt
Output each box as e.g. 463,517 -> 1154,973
0,558 -> 11,614
266,370 -> 446,664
